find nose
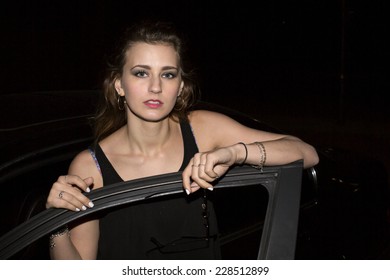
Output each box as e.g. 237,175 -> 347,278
149,76 -> 162,94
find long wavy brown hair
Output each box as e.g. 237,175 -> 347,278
93,20 -> 200,143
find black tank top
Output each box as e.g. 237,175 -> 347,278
89,121 -> 220,259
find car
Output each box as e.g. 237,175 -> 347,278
0,90 -> 389,260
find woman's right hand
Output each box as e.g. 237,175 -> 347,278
46,175 -> 95,211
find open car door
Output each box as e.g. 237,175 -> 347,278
0,161 -> 303,260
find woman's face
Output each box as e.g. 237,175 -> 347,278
115,42 -> 183,122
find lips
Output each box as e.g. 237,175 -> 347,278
144,99 -> 163,109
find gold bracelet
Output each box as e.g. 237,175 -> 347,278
252,142 -> 266,172
49,225 -> 70,249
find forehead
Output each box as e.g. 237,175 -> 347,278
125,42 -> 179,67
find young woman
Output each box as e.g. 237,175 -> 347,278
45,20 -> 319,259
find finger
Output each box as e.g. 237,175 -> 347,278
63,175 -> 94,193
46,187 -> 82,211
55,190 -> 85,211
46,177 -> 94,210
198,163 -> 219,182
190,153 -> 203,169
61,183 -> 94,209
193,155 -> 218,186
190,166 -> 214,189
58,190 -> 65,199
183,154 -> 214,194
190,182 -> 201,192
199,152 -> 224,179
191,178 -> 213,189
202,163 -> 220,179
60,190 -> 94,211
187,160 -> 214,190
182,162 -> 193,195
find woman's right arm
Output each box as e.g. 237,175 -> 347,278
46,150 -> 102,259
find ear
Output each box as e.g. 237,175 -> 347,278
114,79 -> 125,96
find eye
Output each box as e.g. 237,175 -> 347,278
133,70 -> 148,78
162,72 -> 177,79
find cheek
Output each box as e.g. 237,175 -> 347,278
122,81 -> 143,96
166,82 -> 182,95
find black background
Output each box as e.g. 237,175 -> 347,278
1,0 -> 389,179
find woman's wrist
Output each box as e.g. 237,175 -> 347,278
236,142 -> 248,165
251,142 -> 267,171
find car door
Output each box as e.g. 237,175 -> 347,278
0,161 -> 303,260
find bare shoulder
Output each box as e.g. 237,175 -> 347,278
188,109 -> 238,127
188,110 -> 251,149
68,149 -> 102,186
70,149 -> 95,168
188,109 -> 259,133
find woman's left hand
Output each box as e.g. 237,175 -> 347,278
182,146 -> 237,194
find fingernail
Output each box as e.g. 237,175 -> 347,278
75,208 -> 80,212
86,187 -> 91,193
185,189 -> 190,195
82,205 -> 87,211
207,187 -> 214,191
88,201 -> 94,208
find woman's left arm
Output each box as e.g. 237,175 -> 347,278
182,110 -> 319,194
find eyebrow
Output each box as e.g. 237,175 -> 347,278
130,65 -> 179,71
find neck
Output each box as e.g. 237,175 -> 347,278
124,118 -> 177,156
